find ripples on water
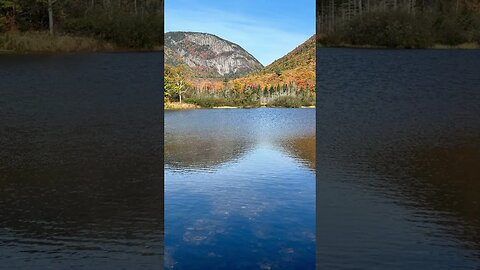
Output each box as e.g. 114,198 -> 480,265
0,53 -> 164,269
317,48 -> 480,269
165,108 -> 316,269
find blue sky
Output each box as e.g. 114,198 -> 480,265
165,0 -> 315,66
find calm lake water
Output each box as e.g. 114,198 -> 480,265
0,53 -> 164,269
317,48 -> 480,269
165,108 -> 316,269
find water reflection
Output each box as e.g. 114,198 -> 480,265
0,53 -> 163,269
366,139 -> 480,253
317,48 -> 480,269
164,136 -> 250,172
164,108 -> 316,172
277,136 -> 316,171
165,108 -> 315,269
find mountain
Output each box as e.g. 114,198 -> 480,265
260,35 -> 315,75
165,31 -> 263,78
232,35 -> 316,90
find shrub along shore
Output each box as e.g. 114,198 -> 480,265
317,42 -> 480,50
0,31 -> 115,53
164,88 -> 316,110
318,10 -> 480,49
165,96 -> 316,110
0,31 -> 163,53
1,2 -> 163,53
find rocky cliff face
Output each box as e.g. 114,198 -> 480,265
165,32 -> 263,78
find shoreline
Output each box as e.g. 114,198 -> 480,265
0,32 -> 163,54
317,42 -> 480,50
165,102 -> 315,110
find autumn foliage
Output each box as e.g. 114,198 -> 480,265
164,35 -> 316,107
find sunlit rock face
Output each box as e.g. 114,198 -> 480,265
165,31 -> 263,77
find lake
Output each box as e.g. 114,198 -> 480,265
3,49 -> 478,270
317,48 -> 480,269
0,53 -> 164,269
165,108 -> 316,269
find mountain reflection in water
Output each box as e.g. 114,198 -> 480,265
165,108 -> 316,270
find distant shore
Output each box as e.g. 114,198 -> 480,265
165,102 -> 200,110
317,42 -> 480,50
165,101 -> 315,110
0,32 -> 163,54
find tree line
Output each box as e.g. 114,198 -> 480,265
317,0 -> 480,47
164,64 -> 315,108
1,0 -> 164,48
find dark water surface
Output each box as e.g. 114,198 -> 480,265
0,53 -> 164,269
317,49 -> 480,269
165,108 -> 316,270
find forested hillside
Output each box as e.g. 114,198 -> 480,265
0,0 -> 164,51
317,0 -> 480,47
233,35 -> 315,92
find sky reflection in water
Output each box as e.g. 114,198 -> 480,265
165,108 -> 315,270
